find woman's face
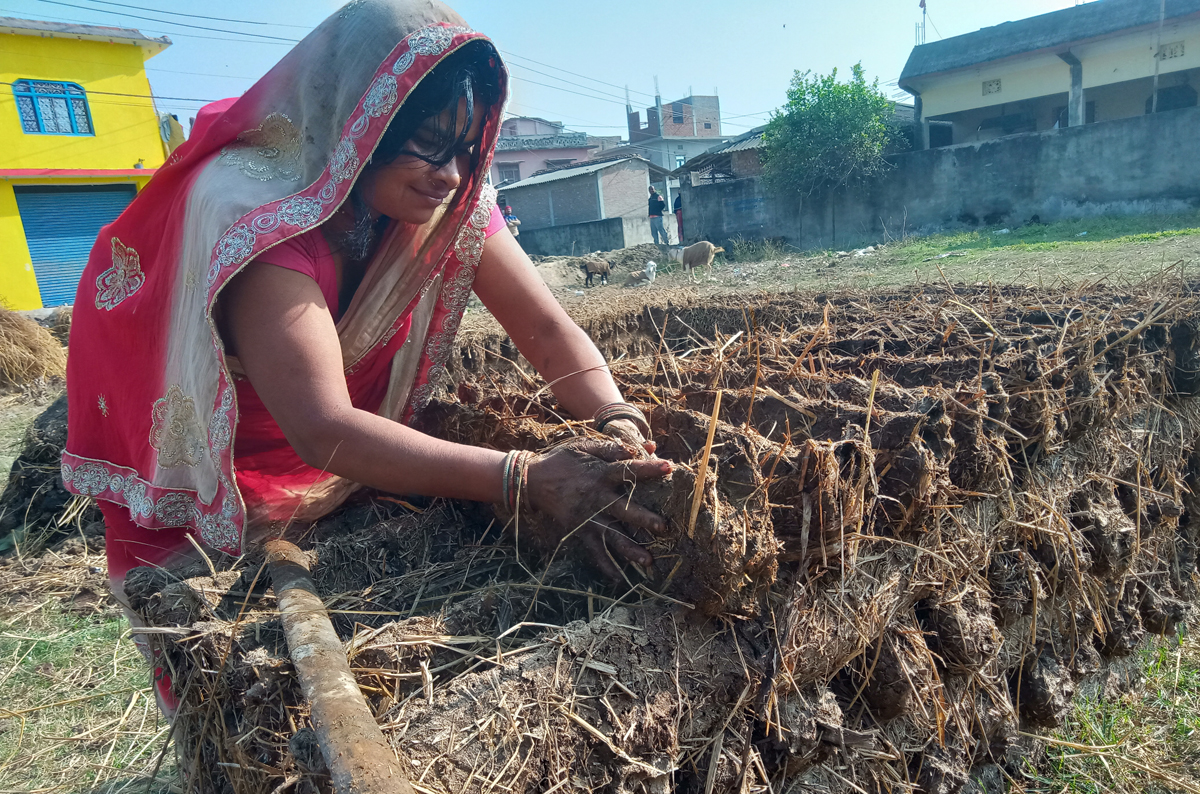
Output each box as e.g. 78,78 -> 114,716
357,97 -> 483,225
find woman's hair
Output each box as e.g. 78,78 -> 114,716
338,39 -> 503,262
372,39 -> 503,170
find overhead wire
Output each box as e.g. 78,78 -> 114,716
500,50 -> 658,102
69,0 -> 313,28
502,100 -> 627,130
149,66 -> 257,80
0,43 -> 254,80
29,0 -> 301,42
26,0 -> 707,111
5,0 -> 764,135
0,5 -> 293,43
34,0 -> 689,117
506,62 -> 638,106
0,78 -> 217,102
15,0 -> 664,103
7,3 -> 662,111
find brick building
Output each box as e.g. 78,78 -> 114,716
625,94 -> 725,171
673,126 -> 767,185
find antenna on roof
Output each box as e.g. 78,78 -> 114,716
625,85 -> 632,114
654,75 -> 661,100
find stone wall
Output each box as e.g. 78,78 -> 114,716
681,105 -> 1200,251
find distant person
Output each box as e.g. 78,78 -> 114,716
673,193 -> 683,243
503,205 -> 521,245
648,186 -> 669,245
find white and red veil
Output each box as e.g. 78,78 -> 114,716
63,0 -> 507,556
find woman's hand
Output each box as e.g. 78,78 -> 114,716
523,438 -> 672,581
600,418 -> 657,458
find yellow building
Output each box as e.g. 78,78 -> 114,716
0,17 -> 171,310
901,0 -> 1200,149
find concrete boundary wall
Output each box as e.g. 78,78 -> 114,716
517,216 -> 653,257
681,105 -> 1200,251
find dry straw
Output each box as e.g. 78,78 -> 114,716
0,306 -> 66,388
121,281 -> 1200,794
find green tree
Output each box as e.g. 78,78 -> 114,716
762,64 -> 905,201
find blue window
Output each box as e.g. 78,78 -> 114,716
12,80 -> 93,135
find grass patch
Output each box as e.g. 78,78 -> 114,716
692,210 -> 1200,296
1020,629 -> 1200,793
0,549 -> 175,794
883,211 -> 1200,269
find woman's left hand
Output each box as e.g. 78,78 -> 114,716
601,418 -> 656,458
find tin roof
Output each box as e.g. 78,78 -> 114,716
501,156 -> 664,190
722,131 -> 766,153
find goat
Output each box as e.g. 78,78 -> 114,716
666,245 -> 684,263
681,241 -> 725,283
623,260 -> 657,287
580,258 -> 610,287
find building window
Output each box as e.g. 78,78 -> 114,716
675,155 -> 687,168
1147,84 -> 1197,114
12,80 -> 93,135
928,122 -> 953,148
704,122 -> 712,129
497,162 -> 521,183
982,79 -> 1001,96
672,102 -> 684,124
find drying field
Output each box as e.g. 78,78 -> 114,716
105,279 -> 1200,794
5,218 -> 1200,794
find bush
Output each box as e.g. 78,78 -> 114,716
727,236 -> 792,262
763,64 -> 904,201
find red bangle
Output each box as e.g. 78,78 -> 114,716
501,450 -> 536,513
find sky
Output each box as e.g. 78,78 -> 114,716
0,0 -> 1084,135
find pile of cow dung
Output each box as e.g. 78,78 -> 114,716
128,281 -> 1200,794
0,395 -> 97,554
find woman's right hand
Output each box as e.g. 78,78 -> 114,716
521,438 -> 672,581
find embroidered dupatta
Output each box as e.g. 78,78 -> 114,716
62,0 -> 507,556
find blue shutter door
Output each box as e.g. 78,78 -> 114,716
15,186 -> 136,307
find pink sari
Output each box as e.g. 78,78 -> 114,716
63,1 -> 508,585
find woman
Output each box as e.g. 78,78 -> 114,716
63,0 -> 670,705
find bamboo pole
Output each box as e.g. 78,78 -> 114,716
266,539 -> 416,794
